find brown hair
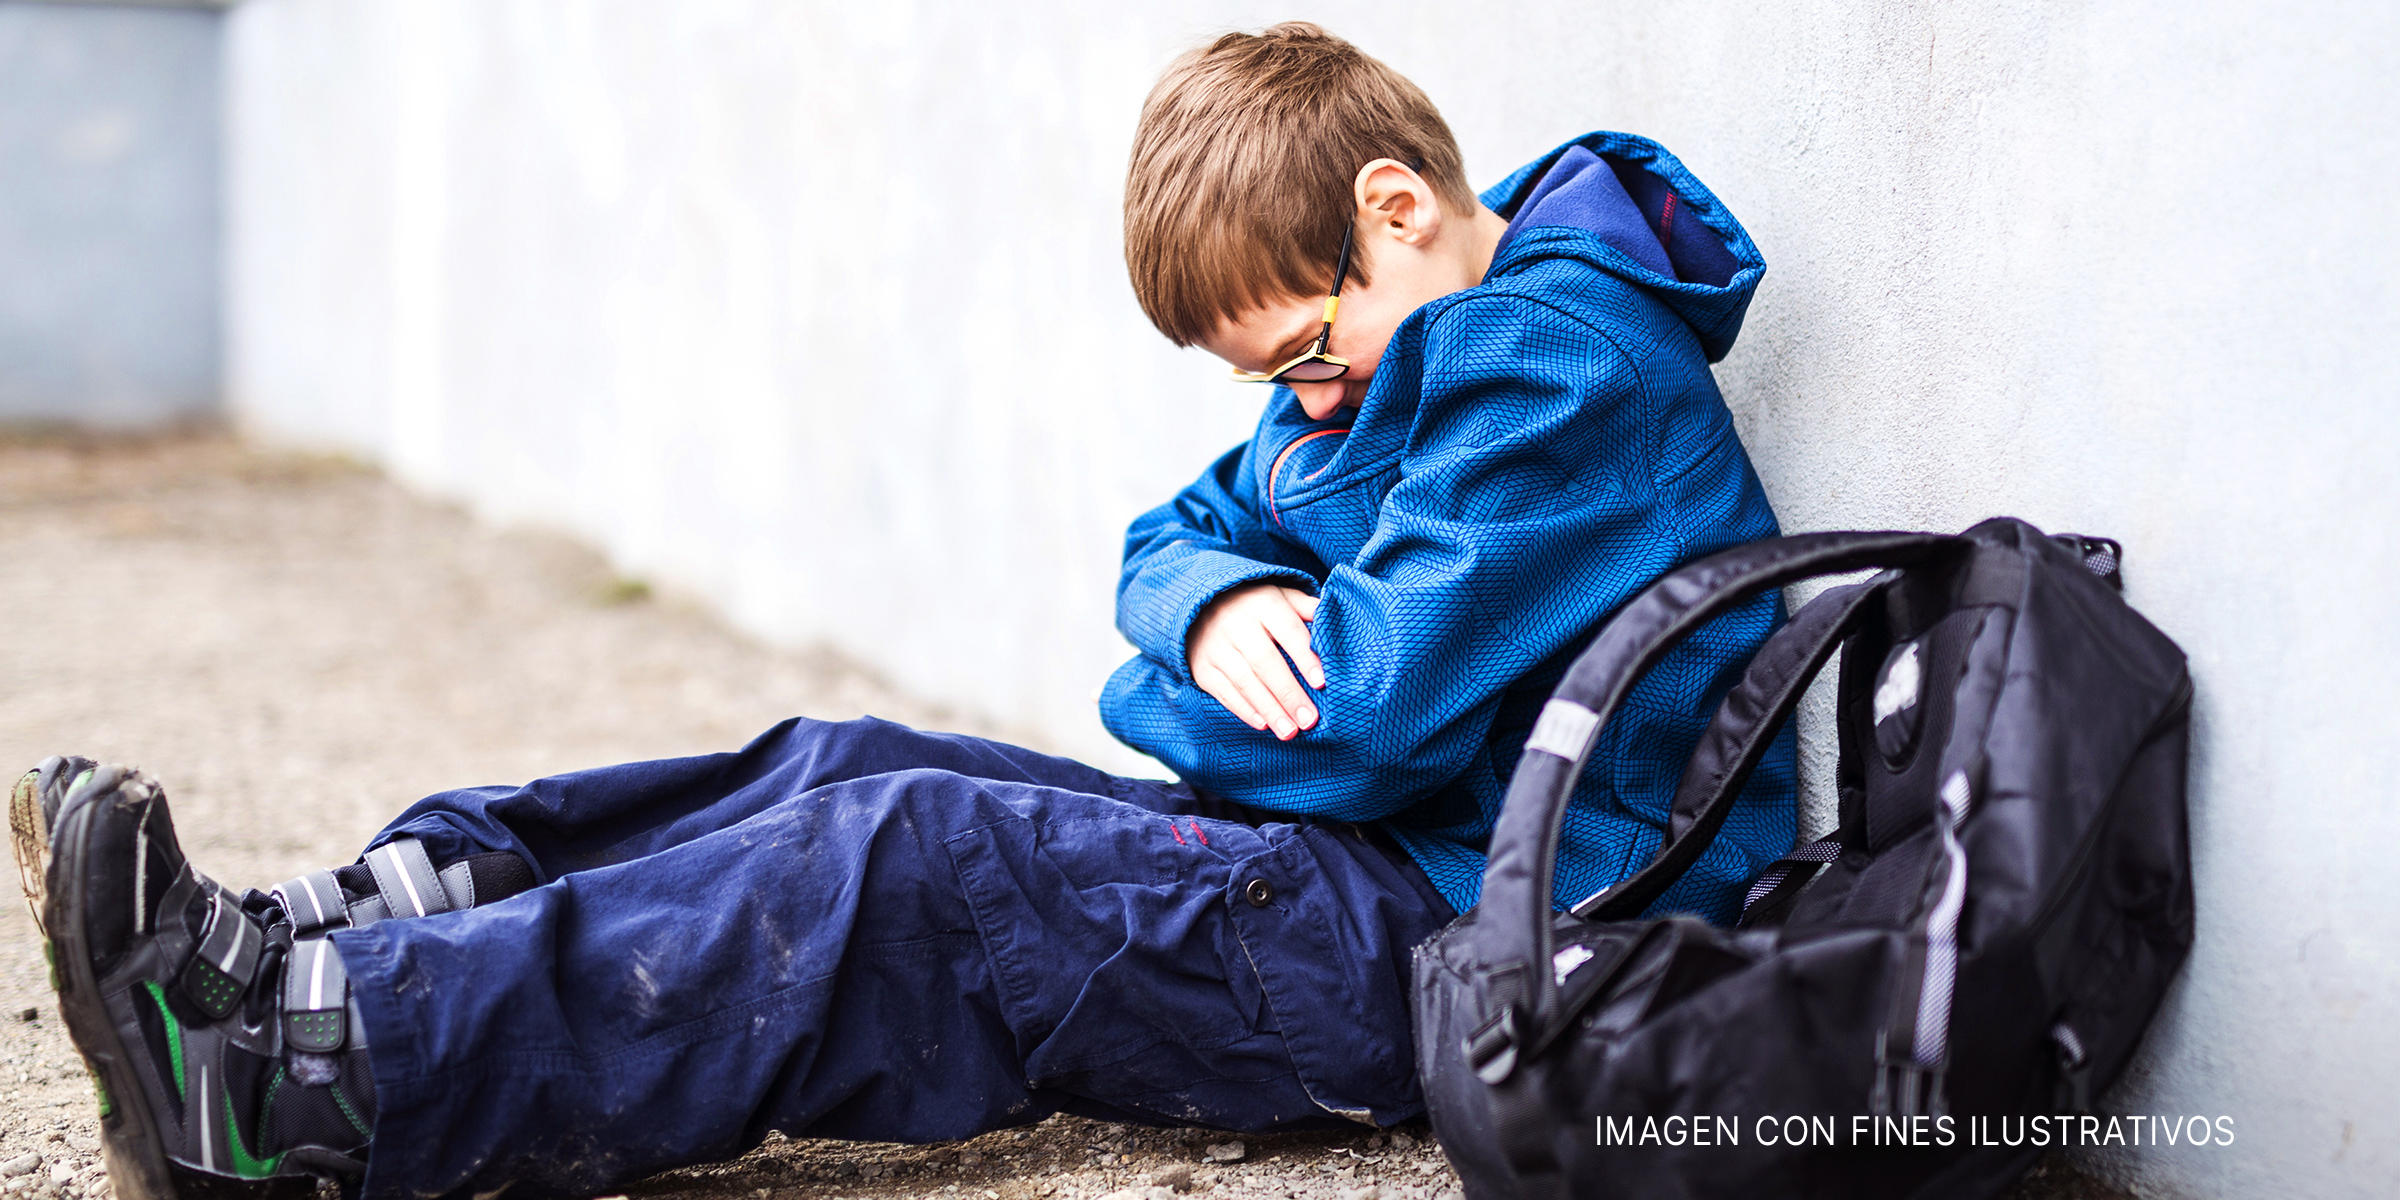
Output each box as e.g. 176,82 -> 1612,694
1124,22 -> 1478,348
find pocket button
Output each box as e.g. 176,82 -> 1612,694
1243,878 -> 1274,907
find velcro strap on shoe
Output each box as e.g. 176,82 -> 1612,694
437,859 -> 475,910
182,887 -> 260,1020
364,838 -> 452,920
271,870 -> 349,934
281,937 -> 350,1053
151,866 -> 207,967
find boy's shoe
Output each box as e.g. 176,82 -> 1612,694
45,766 -> 375,1199
11,754 -> 97,937
18,749 -> 537,939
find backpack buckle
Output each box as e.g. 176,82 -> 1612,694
1465,1006 -> 1521,1085
1871,1029 -> 1949,1119
2051,1022 -> 2092,1112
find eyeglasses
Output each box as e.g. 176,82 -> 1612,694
1228,222 -> 1356,385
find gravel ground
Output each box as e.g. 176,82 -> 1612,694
0,432 -> 2127,1200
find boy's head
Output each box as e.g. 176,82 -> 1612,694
1126,23 -> 1503,418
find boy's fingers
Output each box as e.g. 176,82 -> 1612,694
1256,659 -> 1315,733
1211,629 -> 1280,722
1270,590 -> 1326,689
1192,590 -> 1322,738
1192,662 -> 1267,732
1225,662 -> 1298,739
1264,610 -> 1326,691
1232,625 -> 1313,736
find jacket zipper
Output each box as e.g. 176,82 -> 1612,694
1266,429 -> 1347,528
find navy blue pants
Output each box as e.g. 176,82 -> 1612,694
326,717 -> 1453,1200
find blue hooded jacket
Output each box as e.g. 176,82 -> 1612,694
1100,133 -> 1795,921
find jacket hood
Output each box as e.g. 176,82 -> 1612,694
1481,132 -> 1765,362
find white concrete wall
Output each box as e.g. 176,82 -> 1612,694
223,3 -> 2396,1196
0,0 -> 222,425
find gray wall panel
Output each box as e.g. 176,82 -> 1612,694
0,1 -> 220,425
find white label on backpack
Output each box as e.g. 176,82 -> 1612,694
1526,699 -> 1601,761
1874,641 -> 1922,725
1553,943 -> 1596,985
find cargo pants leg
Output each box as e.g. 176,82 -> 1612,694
327,717 -> 1451,1200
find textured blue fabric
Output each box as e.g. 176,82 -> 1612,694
340,717 -> 1452,1200
1100,132 -> 1796,921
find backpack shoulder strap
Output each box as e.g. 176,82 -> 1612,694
1570,577 -> 1886,921
1474,531 -> 1968,1039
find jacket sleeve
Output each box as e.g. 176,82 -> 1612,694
1113,437 -> 1330,683
1101,297 -> 1684,821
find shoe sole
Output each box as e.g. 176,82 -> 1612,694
13,759 -> 98,941
11,765 -> 56,938
11,768 -> 45,936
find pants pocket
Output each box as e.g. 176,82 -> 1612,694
946,810 -> 1300,1116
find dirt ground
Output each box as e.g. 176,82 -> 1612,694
0,432 -> 2127,1200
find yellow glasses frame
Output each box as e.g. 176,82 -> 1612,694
1229,222 -> 1357,385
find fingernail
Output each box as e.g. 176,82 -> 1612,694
1297,706 -> 1318,728
1272,719 -> 1294,739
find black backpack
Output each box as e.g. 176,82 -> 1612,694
1411,519 -> 2193,1199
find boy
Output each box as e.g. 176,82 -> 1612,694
17,22 -> 1792,1200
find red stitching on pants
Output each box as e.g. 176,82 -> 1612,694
1189,821 -> 1209,846
1170,822 -> 1187,845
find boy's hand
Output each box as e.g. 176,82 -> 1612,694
1189,583 -> 1326,740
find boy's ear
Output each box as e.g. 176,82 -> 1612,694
1354,158 -> 1443,248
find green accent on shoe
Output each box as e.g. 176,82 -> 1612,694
140,980 -> 186,1098
44,938 -> 58,993
256,1063 -> 282,1146
71,767 -> 94,791
221,1088 -> 286,1179
330,1083 -> 371,1140
86,1065 -> 113,1119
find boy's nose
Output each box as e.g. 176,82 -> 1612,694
1290,382 -> 1348,421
